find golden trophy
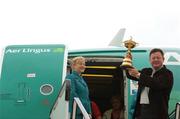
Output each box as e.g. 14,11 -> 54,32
121,37 -> 138,69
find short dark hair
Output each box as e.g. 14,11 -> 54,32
149,48 -> 164,57
110,95 -> 121,104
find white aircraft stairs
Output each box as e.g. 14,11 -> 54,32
169,102 -> 180,119
50,80 -> 90,119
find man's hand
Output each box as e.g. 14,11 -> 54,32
127,68 -> 140,78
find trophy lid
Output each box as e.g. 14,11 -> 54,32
123,37 -> 138,49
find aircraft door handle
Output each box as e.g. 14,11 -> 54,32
16,99 -> 25,103
26,88 -> 31,100
16,82 -> 26,103
27,88 -> 30,96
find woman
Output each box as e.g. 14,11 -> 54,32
103,96 -> 124,119
91,101 -> 102,119
66,56 -> 91,119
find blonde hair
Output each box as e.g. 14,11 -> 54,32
71,56 -> 85,65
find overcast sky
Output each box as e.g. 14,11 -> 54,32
0,0 -> 179,50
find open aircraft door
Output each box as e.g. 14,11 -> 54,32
0,44 -> 68,119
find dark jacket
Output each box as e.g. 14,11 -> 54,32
127,65 -> 174,119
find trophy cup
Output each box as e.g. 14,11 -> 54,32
120,37 -> 138,69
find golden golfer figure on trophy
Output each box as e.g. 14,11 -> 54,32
121,37 -> 138,69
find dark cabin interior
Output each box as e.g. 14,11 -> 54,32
68,57 -> 124,114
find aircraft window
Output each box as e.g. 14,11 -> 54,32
40,84 -> 54,95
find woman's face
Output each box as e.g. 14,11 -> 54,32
73,59 -> 86,73
112,99 -> 121,110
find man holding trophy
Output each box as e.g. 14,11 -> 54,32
122,38 -> 174,119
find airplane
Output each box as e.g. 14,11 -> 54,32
0,29 -> 180,119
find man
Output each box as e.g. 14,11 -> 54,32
127,48 -> 174,119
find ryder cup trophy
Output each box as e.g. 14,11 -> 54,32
120,37 -> 138,69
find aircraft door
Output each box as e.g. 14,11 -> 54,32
0,44 -> 67,119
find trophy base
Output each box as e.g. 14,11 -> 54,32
120,65 -> 133,69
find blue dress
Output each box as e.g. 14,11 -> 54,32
66,71 -> 91,119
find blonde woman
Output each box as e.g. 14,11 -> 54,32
66,56 -> 91,119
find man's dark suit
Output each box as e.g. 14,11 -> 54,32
127,65 -> 174,119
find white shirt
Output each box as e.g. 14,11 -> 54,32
140,69 -> 156,104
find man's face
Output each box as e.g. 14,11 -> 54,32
150,52 -> 164,70
73,59 -> 86,73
